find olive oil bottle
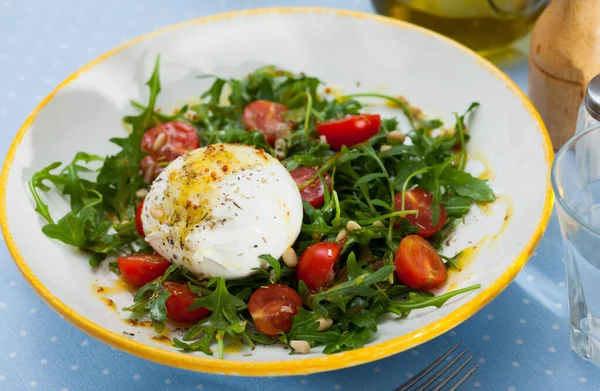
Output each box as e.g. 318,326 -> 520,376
373,0 -> 548,56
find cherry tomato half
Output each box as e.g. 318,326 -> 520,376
317,114 -> 381,151
118,254 -> 171,287
297,242 -> 342,290
290,166 -> 332,208
394,188 -> 448,237
163,281 -> 211,323
242,100 -> 292,146
140,121 -> 199,182
248,284 -> 302,336
135,200 -> 145,238
394,235 -> 447,289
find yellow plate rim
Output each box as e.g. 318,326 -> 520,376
0,7 -> 554,376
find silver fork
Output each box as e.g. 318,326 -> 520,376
394,342 -> 478,391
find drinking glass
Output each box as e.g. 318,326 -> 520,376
553,124 -> 600,365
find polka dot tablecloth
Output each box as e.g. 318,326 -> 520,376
1,1 -> 599,390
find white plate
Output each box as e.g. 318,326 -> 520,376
0,7 -> 553,376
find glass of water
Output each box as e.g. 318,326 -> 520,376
553,124 -> 600,365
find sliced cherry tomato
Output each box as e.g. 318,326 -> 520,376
242,100 -> 292,146
297,242 -> 342,290
290,166 -> 332,208
118,254 -> 171,287
248,284 -> 302,336
394,188 -> 448,237
163,281 -> 211,323
135,200 -> 145,238
394,235 -> 447,289
140,121 -> 199,182
317,114 -> 381,151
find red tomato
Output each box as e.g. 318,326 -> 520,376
394,235 -> 447,289
163,281 -> 211,323
135,200 -> 145,238
140,121 -> 199,181
290,166 -> 332,208
317,114 -> 381,151
242,100 -> 292,146
297,242 -> 342,290
248,284 -> 302,336
394,188 -> 448,237
118,254 -> 171,287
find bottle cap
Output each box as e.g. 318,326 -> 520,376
585,74 -> 600,122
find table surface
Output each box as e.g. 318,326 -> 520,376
0,1 -> 597,390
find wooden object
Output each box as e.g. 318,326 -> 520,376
529,0 -> 600,149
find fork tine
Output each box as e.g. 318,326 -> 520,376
430,356 -> 473,391
394,342 -> 462,391
414,349 -> 467,391
446,364 -> 479,391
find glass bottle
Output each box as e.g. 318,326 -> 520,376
372,0 -> 548,56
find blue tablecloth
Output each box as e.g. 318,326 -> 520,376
1,1 -> 597,390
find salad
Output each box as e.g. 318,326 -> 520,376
29,57 -> 495,358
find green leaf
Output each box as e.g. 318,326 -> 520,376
322,326 -> 372,354
173,334 -> 214,356
98,55 -> 162,219
150,291 -> 171,333
259,254 -> 282,284
305,266 -> 394,315
370,199 -> 392,210
201,78 -> 227,106
346,252 -> 361,279
41,203 -> 97,248
287,308 -> 341,346
123,264 -> 178,332
442,168 -> 495,202
444,196 -> 471,217
184,278 -> 248,359
29,162 -> 63,224
354,173 -> 386,188
385,284 -> 480,317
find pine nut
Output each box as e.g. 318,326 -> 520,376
379,144 -> 392,152
346,220 -> 362,231
282,248 -> 298,267
152,132 -> 167,152
372,220 -> 385,227
274,138 -> 286,159
136,188 -> 148,199
143,165 -> 154,184
386,130 -> 405,143
317,317 -> 333,331
335,229 -> 348,242
290,340 -> 311,354
319,135 -> 328,144
150,207 -> 165,220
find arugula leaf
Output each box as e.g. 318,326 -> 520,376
322,326 -> 372,354
123,264 -> 178,333
98,56 -> 161,219
181,278 -> 249,358
259,254 -> 282,284
305,266 -> 394,316
41,203 -> 98,248
286,308 -> 341,346
383,284 -> 481,317
29,162 -> 63,224
442,168 -> 495,202
201,77 -> 227,106
444,196 -> 471,217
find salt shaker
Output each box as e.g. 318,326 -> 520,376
576,75 -> 600,134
